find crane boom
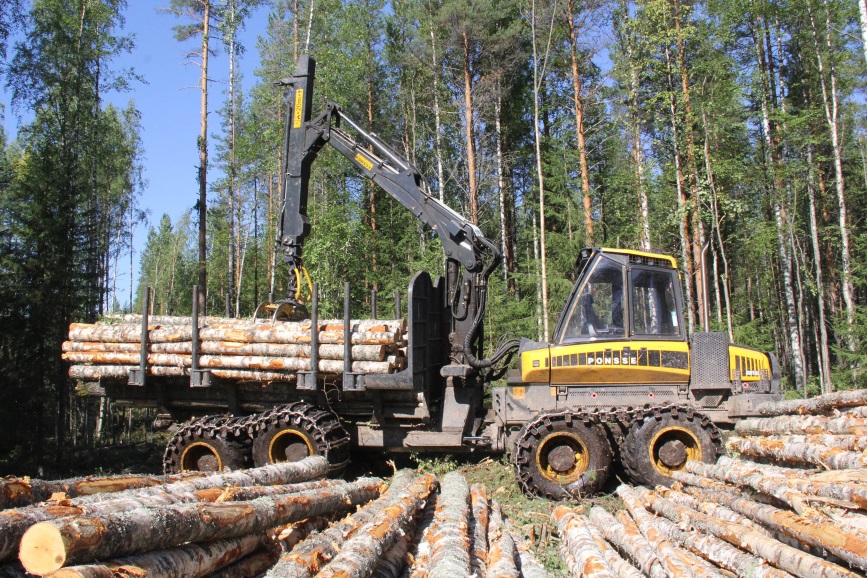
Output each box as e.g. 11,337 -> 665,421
273,55 -> 515,375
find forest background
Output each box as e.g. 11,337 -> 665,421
0,0 -> 865,474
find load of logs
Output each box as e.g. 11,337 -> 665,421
0,462 -> 548,578
556,388 -> 867,577
63,315 -> 408,383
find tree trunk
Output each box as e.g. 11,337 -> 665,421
735,414 -> 867,436
197,0 -> 211,315
461,30 -> 478,225
728,437 -> 867,470
808,0 -> 856,350
19,478 -> 383,575
807,147 -> 832,393
565,0 -> 593,245
428,7 -> 445,202
579,511 -> 643,578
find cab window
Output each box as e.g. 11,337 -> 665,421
630,268 -> 681,337
561,256 -> 625,340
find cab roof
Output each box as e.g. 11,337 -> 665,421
599,247 -> 678,269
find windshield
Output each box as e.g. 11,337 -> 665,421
631,268 -> 681,337
561,256 -> 625,341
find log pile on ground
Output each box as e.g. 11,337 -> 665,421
552,388 -> 867,577
0,466 -> 548,578
63,315 -> 408,383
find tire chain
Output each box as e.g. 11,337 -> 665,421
512,402 -> 722,496
163,401 -> 351,474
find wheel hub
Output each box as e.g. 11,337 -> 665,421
547,444 -> 577,472
269,429 -> 313,463
180,442 -> 222,472
658,439 -> 687,468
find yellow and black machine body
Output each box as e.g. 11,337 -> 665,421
498,247 -> 782,497
96,55 -> 782,500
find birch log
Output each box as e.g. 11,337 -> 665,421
587,506 -> 665,578
427,472 -> 471,578
507,524 -> 549,578
616,485 -> 716,578
46,535 -> 264,578
581,515 -> 643,578
748,435 -> 867,452
552,507 -> 615,578
631,489 -> 793,578
734,415 -> 867,436
727,437 -> 867,470
486,502 -> 520,578
315,474 -> 437,578
637,488 -> 861,578
682,485 -> 867,570
757,389 -> 867,416
656,487 -> 774,536
406,495 -> 438,578
468,483 -> 488,578
19,477 -> 383,575
372,535 -> 412,578
264,470 -> 415,578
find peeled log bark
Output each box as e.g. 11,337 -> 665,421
682,485 -> 867,571
468,483 -> 488,578
0,471 -> 205,510
758,389 -> 867,416
316,473 -> 437,578
581,514 -> 643,578
507,524 -> 548,578
684,458 -> 867,511
616,485 -> 717,578
632,491 -> 793,578
727,437 -> 867,470
19,477 -> 382,575
716,456 -> 867,507
0,458 -> 328,563
753,434 -> 867,452
486,502 -> 520,578
68,366 -> 185,380
200,546 -> 280,578
46,535 -> 263,578
406,495 -> 438,578
656,487 -> 773,536
734,415 -> 867,436
587,506 -> 665,578
637,487 -> 861,578
265,470 -> 415,578
552,507 -> 615,578
428,472 -> 471,578
62,342 -> 141,353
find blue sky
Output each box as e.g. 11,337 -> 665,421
1,2 -> 272,309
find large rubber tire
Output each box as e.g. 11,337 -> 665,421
164,430 -> 247,473
621,407 -> 722,488
513,411 -> 613,499
251,402 -> 350,476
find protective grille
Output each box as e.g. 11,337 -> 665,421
690,332 -> 731,390
629,254 -> 673,268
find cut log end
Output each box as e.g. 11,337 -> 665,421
19,522 -> 67,575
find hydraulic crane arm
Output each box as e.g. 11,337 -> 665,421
274,55 -> 516,374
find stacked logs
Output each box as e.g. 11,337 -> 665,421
728,388 -> 867,470
0,467 -> 548,578
554,388 -> 867,578
63,316 -> 407,383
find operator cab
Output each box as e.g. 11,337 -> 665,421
553,248 -> 685,344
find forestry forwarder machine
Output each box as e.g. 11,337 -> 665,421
109,55 -> 783,499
